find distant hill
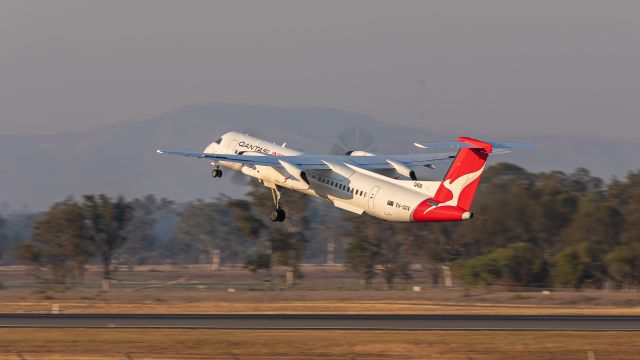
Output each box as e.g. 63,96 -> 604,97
1,103 -> 638,211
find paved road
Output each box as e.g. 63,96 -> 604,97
0,314 -> 639,330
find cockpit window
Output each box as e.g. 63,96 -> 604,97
214,137 -> 223,144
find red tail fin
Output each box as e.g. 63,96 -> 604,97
433,137 -> 492,211
412,137 -> 492,222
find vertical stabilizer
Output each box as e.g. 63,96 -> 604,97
433,137 -> 492,211
412,137 -> 492,222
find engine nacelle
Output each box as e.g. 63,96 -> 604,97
277,160 -> 310,190
386,159 -> 417,180
346,150 -> 375,156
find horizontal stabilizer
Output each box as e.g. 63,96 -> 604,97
414,141 -> 537,150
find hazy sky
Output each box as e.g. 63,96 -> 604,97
1,1 -> 639,140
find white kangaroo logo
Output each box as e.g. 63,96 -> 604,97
421,166 -> 484,214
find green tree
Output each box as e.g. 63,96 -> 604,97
227,197 -> 272,285
17,198 -> 93,284
605,245 -> 640,289
244,181 -> 310,287
456,243 -> 547,287
457,163 -> 537,256
275,189 -> 310,286
493,243 -> 547,287
345,216 -> 381,287
306,202 -> 348,264
170,198 -> 240,269
82,194 -> 133,290
610,171 -> 640,247
529,170 -> 582,256
406,221 -> 461,286
379,224 -> 413,288
344,214 -> 410,287
120,195 -> 171,267
457,254 -> 502,286
551,242 -> 607,288
560,193 -> 623,250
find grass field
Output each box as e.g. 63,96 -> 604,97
3,290 -> 640,315
1,266 -> 640,315
0,329 -> 637,359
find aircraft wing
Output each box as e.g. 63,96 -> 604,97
156,149 -> 459,170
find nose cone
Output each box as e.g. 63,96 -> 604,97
461,211 -> 474,220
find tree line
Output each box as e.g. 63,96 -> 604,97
1,162 -> 639,289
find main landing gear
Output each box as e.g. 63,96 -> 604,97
270,208 -> 286,222
211,167 -> 223,178
269,187 -> 286,222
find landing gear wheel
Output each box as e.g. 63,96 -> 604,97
211,169 -> 223,178
268,187 -> 285,222
270,208 -> 286,222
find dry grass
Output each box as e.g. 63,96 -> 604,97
6,298 -> 640,315
0,329 -> 638,359
1,288 -> 640,315
2,266 -> 640,315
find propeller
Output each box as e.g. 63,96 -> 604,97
329,128 -> 378,155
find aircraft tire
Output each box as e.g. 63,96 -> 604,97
270,208 -> 286,222
270,209 -> 280,222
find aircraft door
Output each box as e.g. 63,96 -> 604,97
368,186 -> 380,212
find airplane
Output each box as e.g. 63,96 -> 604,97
157,131 -> 533,223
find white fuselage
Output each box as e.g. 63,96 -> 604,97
206,132 -> 441,222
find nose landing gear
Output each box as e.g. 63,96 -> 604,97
269,187 -> 286,222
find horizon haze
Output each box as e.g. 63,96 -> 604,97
1,1 -> 639,142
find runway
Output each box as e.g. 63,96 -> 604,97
1,314 -> 639,330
